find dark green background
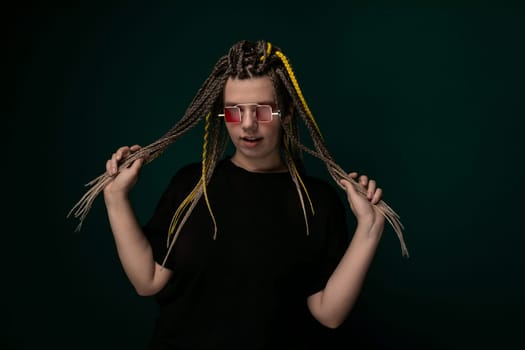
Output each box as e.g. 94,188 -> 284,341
8,1 -> 524,349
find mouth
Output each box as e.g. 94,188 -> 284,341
240,136 -> 263,147
241,136 -> 263,142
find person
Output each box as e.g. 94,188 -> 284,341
69,40 -> 408,349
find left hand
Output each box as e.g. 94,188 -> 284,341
340,173 -> 385,232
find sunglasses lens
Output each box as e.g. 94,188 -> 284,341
255,106 -> 273,122
222,105 -> 275,123
224,107 -> 241,123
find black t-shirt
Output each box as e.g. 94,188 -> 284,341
143,158 -> 349,349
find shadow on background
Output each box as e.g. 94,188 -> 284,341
7,1 -> 524,349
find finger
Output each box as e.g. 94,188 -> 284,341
110,152 -> 119,173
116,146 -> 131,161
106,159 -> 113,175
130,144 -> 141,152
340,179 -> 358,196
129,157 -> 144,171
349,172 -> 358,178
371,187 -> 383,204
367,179 -> 376,199
359,175 -> 368,187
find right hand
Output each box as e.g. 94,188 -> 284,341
103,145 -> 144,197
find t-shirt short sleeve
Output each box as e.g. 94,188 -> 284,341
304,181 -> 350,297
142,163 -> 201,270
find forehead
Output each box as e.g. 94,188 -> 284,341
223,76 -> 275,104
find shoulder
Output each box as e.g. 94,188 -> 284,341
163,161 -> 201,192
173,162 -> 201,179
303,175 -> 340,199
298,174 -> 345,210
167,158 -> 231,188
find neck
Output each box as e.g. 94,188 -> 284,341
230,154 -> 287,173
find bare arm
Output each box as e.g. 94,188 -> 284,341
307,173 -> 385,328
103,145 -> 172,296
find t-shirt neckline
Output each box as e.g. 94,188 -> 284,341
224,157 -> 290,176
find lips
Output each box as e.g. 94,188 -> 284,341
241,136 -> 263,142
239,136 -> 263,148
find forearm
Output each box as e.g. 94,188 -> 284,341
308,223 -> 382,328
104,193 -> 165,295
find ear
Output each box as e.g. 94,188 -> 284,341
286,105 -> 294,118
280,105 -> 294,124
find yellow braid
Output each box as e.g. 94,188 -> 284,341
274,51 -> 323,139
260,42 -> 273,61
168,181 -> 200,239
284,126 -> 315,215
201,112 -> 218,239
283,139 -> 313,236
285,130 -> 315,216
293,166 -> 315,215
167,112 -> 218,243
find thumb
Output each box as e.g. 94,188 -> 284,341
129,157 -> 144,172
340,178 -> 359,199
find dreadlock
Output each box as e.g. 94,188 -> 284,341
68,40 -> 409,264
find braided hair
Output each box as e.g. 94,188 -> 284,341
68,40 -> 409,265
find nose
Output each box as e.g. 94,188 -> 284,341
240,107 -> 258,131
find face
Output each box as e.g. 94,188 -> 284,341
223,76 -> 284,172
